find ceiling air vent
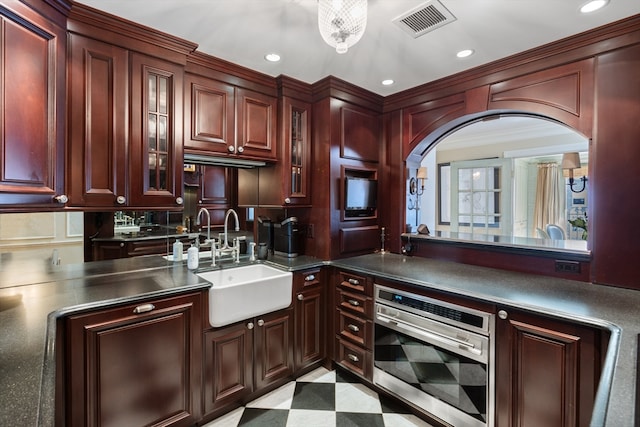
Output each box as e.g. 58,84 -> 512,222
393,0 -> 456,38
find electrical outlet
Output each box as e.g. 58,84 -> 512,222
555,260 -> 581,274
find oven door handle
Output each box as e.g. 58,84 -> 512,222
377,313 -> 482,356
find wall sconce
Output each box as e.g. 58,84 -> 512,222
561,152 -> 587,193
409,167 -> 428,196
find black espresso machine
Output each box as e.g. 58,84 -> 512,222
273,217 -> 300,257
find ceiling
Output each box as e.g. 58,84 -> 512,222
78,0 -> 640,97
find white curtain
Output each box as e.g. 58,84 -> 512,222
533,162 -> 565,235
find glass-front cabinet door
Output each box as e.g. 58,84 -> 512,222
283,97 -> 311,206
129,52 -> 184,208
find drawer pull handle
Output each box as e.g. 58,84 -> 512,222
347,299 -> 360,307
297,294 -> 304,301
347,324 -> 360,332
347,278 -> 360,285
304,274 -> 315,282
347,353 -> 360,363
133,303 -> 155,314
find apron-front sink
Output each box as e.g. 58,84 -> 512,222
198,264 -> 292,327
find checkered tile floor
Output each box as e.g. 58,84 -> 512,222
203,367 -> 435,427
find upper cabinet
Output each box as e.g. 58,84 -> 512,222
67,33 -> 128,207
66,4 -> 195,209
183,74 -> 235,154
235,88 -> 277,160
184,64 -> 277,162
128,52 -> 184,208
0,0 -> 69,210
238,78 -> 313,207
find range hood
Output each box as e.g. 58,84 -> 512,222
184,153 -> 267,168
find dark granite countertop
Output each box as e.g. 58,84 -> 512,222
0,252 -> 635,426
332,253 -> 638,427
0,254 -> 324,427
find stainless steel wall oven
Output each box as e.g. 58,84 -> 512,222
373,285 -> 495,427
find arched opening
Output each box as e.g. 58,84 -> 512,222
405,111 -> 589,252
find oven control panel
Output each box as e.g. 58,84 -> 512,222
375,285 -> 492,335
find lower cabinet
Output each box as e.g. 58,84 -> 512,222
293,268 -> 325,371
202,308 -> 294,419
64,292 -> 203,427
495,307 -> 604,427
332,269 -> 374,380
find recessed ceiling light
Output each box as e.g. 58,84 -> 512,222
456,49 -> 474,58
381,79 -> 395,86
264,53 -> 281,62
580,0 -> 608,13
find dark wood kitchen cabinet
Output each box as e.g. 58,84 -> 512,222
64,292 -> 203,427
202,320 -> 253,416
236,88 -> 277,160
128,52 -> 184,208
202,308 -> 294,420
184,73 -> 276,162
333,269 -> 374,380
293,268 -> 325,371
495,307 -> 604,427
184,74 -> 235,154
237,82 -> 312,207
67,33 -> 128,207
0,0 -> 68,209
67,7 -> 192,210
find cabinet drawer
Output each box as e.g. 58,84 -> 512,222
336,308 -> 372,349
294,268 -> 322,293
336,288 -> 372,317
337,271 -> 371,295
335,337 -> 372,380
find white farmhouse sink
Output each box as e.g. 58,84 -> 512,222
198,264 -> 293,327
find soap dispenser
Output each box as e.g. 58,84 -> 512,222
187,244 -> 199,270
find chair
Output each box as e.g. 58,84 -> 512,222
546,224 -> 565,240
536,227 -> 550,239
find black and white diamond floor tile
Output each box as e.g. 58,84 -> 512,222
203,367 -> 434,427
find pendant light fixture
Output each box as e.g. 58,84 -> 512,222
318,0 -> 367,54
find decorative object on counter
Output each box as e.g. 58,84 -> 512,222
257,242 -> 268,260
172,240 -> 183,262
249,242 -> 257,262
187,244 -> 199,270
561,152 -> 588,193
568,215 -> 588,240
318,0 -> 367,54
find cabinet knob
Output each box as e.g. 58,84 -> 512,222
237,146 -> 244,153
347,278 -> 360,285
119,242 -> 125,248
116,195 -> 126,205
297,294 -> 304,301
133,303 -> 155,314
304,274 -> 315,282
347,353 -> 360,363
498,310 -> 508,320
175,197 -> 184,205
257,319 -> 265,327
53,194 -> 68,204
284,197 -> 291,204
228,145 -> 235,153
247,322 -> 254,329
